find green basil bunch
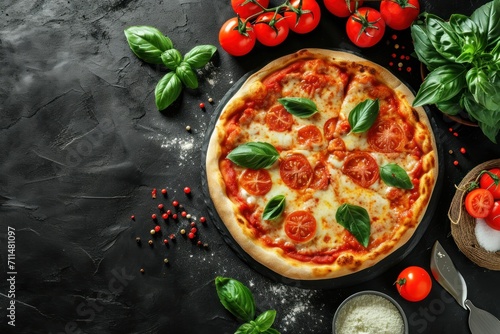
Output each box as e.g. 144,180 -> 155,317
215,276 -> 280,334
411,0 -> 500,143
124,26 -> 217,110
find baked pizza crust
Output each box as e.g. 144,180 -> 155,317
206,49 -> 438,281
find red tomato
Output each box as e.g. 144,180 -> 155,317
380,0 -> 420,31
284,210 -> 317,242
323,117 -> 338,140
342,152 -> 379,188
284,0 -> 321,34
231,0 -> 269,19
465,188 -> 495,218
266,104 -> 294,132
253,13 -> 289,47
396,266 -> 432,302
367,119 -> 406,152
280,153 -> 313,190
485,201 -> 500,230
324,0 -> 363,17
310,162 -> 330,190
297,124 -> 323,146
346,7 -> 386,48
239,169 -> 272,196
219,17 -> 256,56
480,168 -> 500,199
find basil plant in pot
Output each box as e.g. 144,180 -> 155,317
411,0 -> 500,143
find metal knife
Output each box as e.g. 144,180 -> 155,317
430,240 -> 500,334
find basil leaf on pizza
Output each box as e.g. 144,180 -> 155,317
348,98 -> 380,133
262,195 -> 286,220
335,203 -> 371,247
278,97 -> 318,118
227,142 -> 279,169
380,163 -> 414,189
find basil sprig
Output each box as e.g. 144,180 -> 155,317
348,99 -> 379,133
227,142 -> 279,169
262,195 -> 286,220
411,0 -> 500,143
335,203 -> 371,247
278,97 -> 318,118
124,26 -> 217,110
380,164 -> 414,189
215,276 -> 280,334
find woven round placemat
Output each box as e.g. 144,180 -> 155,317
448,159 -> 500,270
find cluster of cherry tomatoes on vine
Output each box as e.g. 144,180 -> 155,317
218,0 -> 420,56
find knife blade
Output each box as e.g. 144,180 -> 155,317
430,240 -> 467,309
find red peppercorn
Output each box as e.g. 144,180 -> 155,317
130,215 -> 135,220
181,211 -> 187,217
172,200 -> 179,207
152,188 -> 157,199
154,225 -> 161,232
190,222 -> 196,227
184,186 -> 191,194
166,209 -> 172,215
162,213 -> 169,220
169,233 -> 176,240
453,132 -> 459,137
199,102 -> 205,109
197,240 -> 203,246
163,239 -> 169,244
161,188 -> 167,195
453,160 -> 459,166
200,216 -> 206,224
158,204 -> 164,210
172,213 -> 178,220
151,214 -> 157,220
460,147 -> 466,154
188,232 -> 195,239
191,227 -> 197,234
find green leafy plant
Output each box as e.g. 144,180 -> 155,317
411,0 -> 500,143
124,26 -> 217,110
215,276 -> 280,334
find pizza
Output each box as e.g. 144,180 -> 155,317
206,49 -> 438,280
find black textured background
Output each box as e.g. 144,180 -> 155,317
1,0 -> 499,333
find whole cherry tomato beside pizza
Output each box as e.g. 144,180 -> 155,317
395,266 -> 432,302
380,0 -> 420,30
346,7 -> 386,48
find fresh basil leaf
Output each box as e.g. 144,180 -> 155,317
435,92 -> 464,116
176,61 -> 198,89
278,97 -> 318,118
235,322 -> 259,334
215,276 -> 256,322
411,23 -> 450,71
155,72 -> 182,110
124,26 -> 173,64
380,164 -> 413,189
335,203 -> 370,248
413,64 -> 467,107
449,14 -> 485,62
426,14 -> 463,61
462,93 -> 500,143
184,45 -> 217,69
348,99 -> 379,133
470,0 -> 500,50
227,142 -> 279,169
466,67 -> 498,110
254,310 -> 277,331
161,49 -> 183,71
262,195 -> 285,221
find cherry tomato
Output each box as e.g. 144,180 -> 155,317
297,124 -> 323,146
479,168 -> 500,199
465,188 -> 495,218
253,12 -> 289,47
485,201 -> 500,230
280,153 -> 313,190
367,119 -> 406,153
219,17 -> 256,56
239,169 -> 272,196
396,266 -> 432,302
346,7 -> 386,48
231,0 -> 270,19
324,0 -> 363,17
284,0 -> 321,34
342,152 -> 379,188
284,210 -> 317,242
380,0 -> 420,31
266,104 -> 294,132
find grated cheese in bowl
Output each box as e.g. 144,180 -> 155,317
333,291 -> 408,334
